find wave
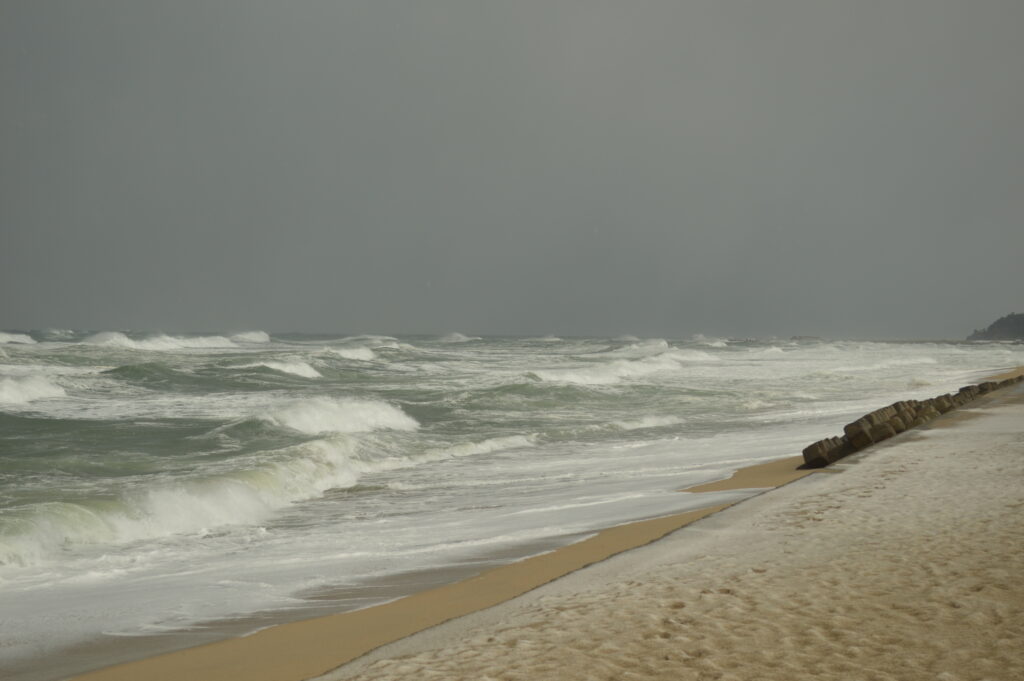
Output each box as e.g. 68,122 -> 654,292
230,331 -> 271,344
0,332 -> 35,345
692,334 -> 728,348
83,332 -> 237,351
41,328 -> 76,340
532,349 -> 716,385
0,375 -> 66,404
261,397 -> 419,435
828,356 -> 940,374
333,336 -> 419,353
0,437 -> 384,568
611,415 -> 684,431
239,361 -> 321,378
604,339 -> 671,358
419,434 -> 536,462
439,332 -> 481,343
325,346 -> 377,361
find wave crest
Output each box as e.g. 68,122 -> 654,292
533,349 -> 715,385
0,332 -> 35,345
230,331 -> 271,343
262,398 -> 418,434
0,375 -> 66,403
325,346 -> 377,361
440,332 -> 481,343
83,332 -> 238,350
240,361 -> 321,378
0,438 -> 370,568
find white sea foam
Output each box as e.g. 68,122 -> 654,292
325,346 -> 377,361
419,435 -> 536,462
337,336 -> 419,353
0,375 -> 66,403
231,331 -> 271,344
84,332 -> 237,351
612,415 -> 683,431
0,332 -> 35,345
691,333 -> 729,347
440,332 -> 481,343
533,347 -> 718,385
662,348 -> 717,362
240,361 -> 322,378
0,438 -> 367,568
262,398 -> 419,435
605,339 -> 670,358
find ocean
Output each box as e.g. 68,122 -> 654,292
1,329 -> 1021,680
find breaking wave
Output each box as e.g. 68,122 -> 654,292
261,398 -> 419,435
0,332 -> 35,345
611,415 -> 684,431
240,361 -> 321,378
0,437 -> 390,568
533,349 -> 716,385
230,331 -> 271,344
440,332 -> 481,343
84,332 -> 237,351
0,375 -> 67,404
325,346 -> 377,361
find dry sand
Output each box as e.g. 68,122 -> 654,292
323,384 -> 1024,681
70,377 -> 1024,681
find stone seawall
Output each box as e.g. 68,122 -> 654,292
801,375 -> 1024,468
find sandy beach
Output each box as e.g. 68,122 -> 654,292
323,380 -> 1024,681
67,372 -> 1024,681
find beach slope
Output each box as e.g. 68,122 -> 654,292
325,386 -> 1024,681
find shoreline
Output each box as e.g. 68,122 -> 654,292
68,465 -> 811,681
331,376 -> 1024,681
67,367 -> 1024,681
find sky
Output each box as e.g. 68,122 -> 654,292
2,1 -> 1022,340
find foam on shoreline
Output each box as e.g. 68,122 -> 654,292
68,368 -> 1024,681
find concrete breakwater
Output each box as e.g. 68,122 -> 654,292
801,375 -> 1024,468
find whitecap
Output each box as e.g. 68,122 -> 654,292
239,361 -> 321,378
325,346 -> 377,361
419,434 -> 536,462
0,438 -> 367,568
439,332 -> 481,343
604,339 -> 670,358
0,375 -> 66,404
0,332 -> 36,345
230,331 -> 271,344
83,332 -> 237,351
262,397 -> 418,435
611,415 -> 683,431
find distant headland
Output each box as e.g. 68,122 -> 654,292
968,313 -> 1024,341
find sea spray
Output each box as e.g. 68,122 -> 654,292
261,398 -> 419,434
0,375 -> 66,403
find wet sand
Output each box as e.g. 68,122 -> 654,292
326,379 -> 1024,681
71,370 -> 1024,681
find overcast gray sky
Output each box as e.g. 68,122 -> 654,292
2,1 -> 1021,339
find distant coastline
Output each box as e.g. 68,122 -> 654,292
968,313 -> 1024,341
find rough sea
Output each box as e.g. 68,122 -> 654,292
1,329 -> 1021,680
